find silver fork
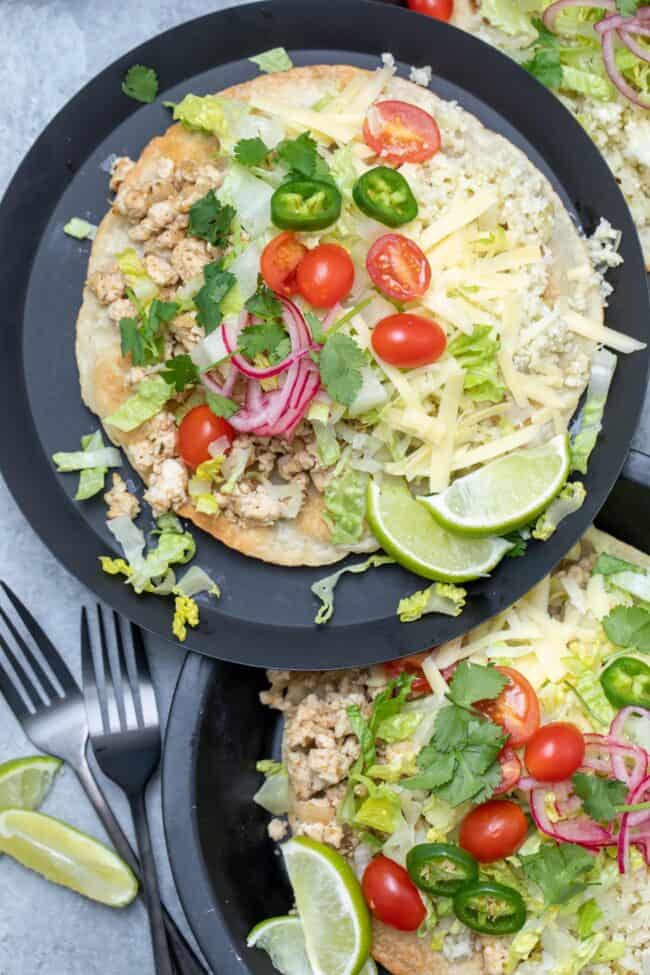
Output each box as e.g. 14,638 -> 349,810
81,605 -> 174,975
0,581 -> 206,975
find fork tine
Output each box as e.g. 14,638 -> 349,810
0,628 -> 44,712
0,582 -> 79,695
111,611 -> 139,732
96,604 -> 124,734
80,607 -> 106,739
0,643 -> 31,719
130,622 -> 158,727
0,606 -> 60,703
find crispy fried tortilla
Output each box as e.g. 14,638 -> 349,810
76,65 -> 603,567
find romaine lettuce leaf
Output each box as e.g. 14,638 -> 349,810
323,467 -> 368,545
249,47 -> 293,74
53,430 -> 121,501
448,325 -> 506,404
311,554 -> 395,624
375,711 -> 423,743
116,247 -> 158,304
105,376 -> 172,432
532,482 -> 586,541
571,350 -> 617,474
480,0 -> 539,39
165,93 -> 230,136
398,582 -> 466,622
64,217 -> 97,240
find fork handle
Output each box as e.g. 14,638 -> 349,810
74,754 -> 207,975
129,790 -> 176,975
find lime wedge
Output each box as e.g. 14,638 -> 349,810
248,916 -> 377,975
367,477 -> 512,582
281,836 -> 372,975
0,756 -> 62,811
0,809 -> 138,907
419,434 -> 570,537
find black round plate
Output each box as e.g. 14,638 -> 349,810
163,465 -> 650,974
1,0 -> 648,668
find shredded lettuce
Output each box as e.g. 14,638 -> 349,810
64,217 -> 97,240
105,376 -> 172,432
366,754 -> 418,782
175,565 -> 221,598
347,366 -> 390,419
221,442 -> 252,494
398,582 -> 467,622
532,482 -> 586,541
480,0 -> 538,39
312,421 -> 341,468
219,163 -> 274,238
448,325 -> 506,404
354,781 -> 401,834
253,760 -> 289,815
249,47 -> 293,74
375,711 -> 424,743
423,795 -> 470,843
172,594 -> 199,641
165,93 -> 232,137
563,659 -> 615,731
323,467 -> 368,546
571,350 -> 617,474
311,554 -> 395,625
329,145 -> 359,200
53,430 -> 121,501
116,247 -> 157,304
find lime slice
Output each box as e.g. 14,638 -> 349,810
0,809 -> 138,907
281,836 -> 372,975
367,477 -> 512,582
0,756 -> 62,811
419,434 -> 570,537
248,916 -> 377,975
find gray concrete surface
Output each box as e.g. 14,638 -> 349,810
0,1 -> 649,973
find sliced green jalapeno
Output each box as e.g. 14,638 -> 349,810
601,656 -> 650,709
406,843 -> 479,896
271,179 -> 342,232
453,881 -> 526,935
352,166 -> 418,227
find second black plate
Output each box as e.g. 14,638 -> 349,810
0,0 -> 648,667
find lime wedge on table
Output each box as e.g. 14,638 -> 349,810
419,434 -> 570,537
0,756 -> 62,811
367,477 -> 512,582
281,836 -> 372,975
0,809 -> 138,906
248,915 -> 377,975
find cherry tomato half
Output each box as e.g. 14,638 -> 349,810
407,0 -> 454,20
524,722 -> 586,783
261,231 -> 307,297
384,651 -> 433,696
362,855 -> 426,932
476,666 -> 540,749
367,234 -> 431,302
494,749 -> 522,796
296,243 -> 355,309
363,100 -> 441,166
459,800 -> 528,863
178,405 -> 235,469
372,313 -> 446,368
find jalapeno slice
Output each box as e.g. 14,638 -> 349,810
601,656 -> 650,709
271,179 -> 342,232
453,881 -> 526,935
352,167 -> 418,227
406,843 -> 479,896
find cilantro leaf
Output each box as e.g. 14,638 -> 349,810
188,190 -> 235,247
520,843 -> 594,906
234,137 -> 270,167
195,261 -> 236,334
592,553 -> 639,577
572,773 -> 628,823
239,321 -> 289,363
122,65 -> 159,104
346,673 -> 414,775
617,0 -> 639,13
448,661 -> 508,710
319,334 -> 365,405
277,132 -> 332,182
347,705 -> 376,770
119,299 -> 179,366
522,20 -> 563,90
602,605 -> 650,653
206,392 -> 239,419
161,354 -> 200,393
503,528 -> 529,558
404,705 -> 506,805
245,280 -> 284,323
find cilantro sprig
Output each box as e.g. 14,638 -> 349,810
520,843 -> 594,906
346,673 -> 415,774
602,605 -> 650,653
232,130 -> 332,184
188,190 -> 236,247
120,298 -> 179,366
240,281 -> 290,364
122,65 -> 159,104
161,354 -> 200,393
402,662 -> 509,806
572,773 -> 628,823
207,392 -> 239,419
234,137 -> 270,168
195,261 -> 236,334
522,19 -> 563,90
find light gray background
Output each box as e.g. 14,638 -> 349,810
1,2 -> 649,973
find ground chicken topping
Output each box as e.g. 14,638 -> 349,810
87,269 -> 126,305
104,473 -> 140,520
143,457 -> 188,516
